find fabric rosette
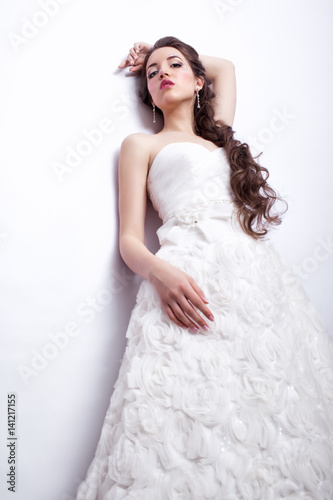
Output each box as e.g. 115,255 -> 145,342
108,432 -> 158,488
160,462 -> 221,499
174,202 -> 210,226
122,398 -> 167,445
199,344 -> 232,381
162,411 -> 221,464
230,409 -> 278,452
126,353 -> 185,409
239,366 -> 286,413
156,200 -> 232,246
242,326 -> 291,379
180,378 -> 231,426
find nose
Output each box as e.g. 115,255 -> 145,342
159,68 -> 169,79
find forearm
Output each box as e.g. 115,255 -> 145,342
199,54 -> 235,82
119,234 -> 165,283
199,54 -> 236,126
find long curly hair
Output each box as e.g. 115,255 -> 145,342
139,36 -> 287,240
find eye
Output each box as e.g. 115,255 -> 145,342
148,70 -> 158,79
147,62 -> 182,79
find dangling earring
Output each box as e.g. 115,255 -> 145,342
196,89 -> 201,109
152,103 -> 156,123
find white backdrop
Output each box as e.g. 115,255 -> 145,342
0,0 -> 332,498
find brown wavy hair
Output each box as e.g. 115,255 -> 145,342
139,36 -> 287,240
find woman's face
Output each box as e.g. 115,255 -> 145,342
146,46 -> 201,111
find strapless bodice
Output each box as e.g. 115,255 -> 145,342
147,142 -> 239,246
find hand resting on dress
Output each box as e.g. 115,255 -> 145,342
148,259 -> 214,333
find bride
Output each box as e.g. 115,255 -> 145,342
118,36 -> 283,333
75,36 -> 333,499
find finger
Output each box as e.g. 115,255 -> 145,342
118,58 -> 129,68
171,301 -> 205,334
133,42 -> 140,53
134,41 -> 148,53
128,64 -> 143,72
187,279 -> 214,321
129,48 -> 137,59
165,304 -> 188,330
118,54 -> 134,68
188,277 -> 210,303
179,297 -> 210,331
120,53 -> 134,66
188,294 -> 215,323
128,53 -> 136,65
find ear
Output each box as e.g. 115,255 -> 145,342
195,76 -> 204,91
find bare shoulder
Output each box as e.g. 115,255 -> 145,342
120,133 -> 167,170
120,132 -> 153,158
120,133 -> 157,179
121,132 -> 151,147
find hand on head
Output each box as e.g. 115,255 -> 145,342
118,41 -> 153,72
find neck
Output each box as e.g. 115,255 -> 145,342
160,101 -> 196,135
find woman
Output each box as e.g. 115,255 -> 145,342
76,37 -> 333,499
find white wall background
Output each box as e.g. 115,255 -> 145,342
0,0 -> 332,498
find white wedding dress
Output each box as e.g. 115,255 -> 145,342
75,142 -> 333,500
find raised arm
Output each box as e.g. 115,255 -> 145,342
199,55 -> 236,128
118,134 -> 214,332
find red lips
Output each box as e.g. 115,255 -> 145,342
160,79 -> 174,90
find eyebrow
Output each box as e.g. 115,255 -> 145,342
146,55 -> 183,73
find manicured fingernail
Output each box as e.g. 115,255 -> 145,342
202,295 -> 209,302
192,326 -> 199,333
181,325 -> 188,329
202,325 -> 209,331
208,315 -> 214,321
